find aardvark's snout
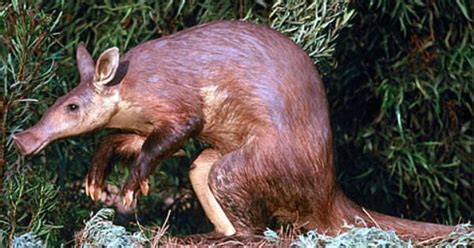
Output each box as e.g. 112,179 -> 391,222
12,130 -> 46,155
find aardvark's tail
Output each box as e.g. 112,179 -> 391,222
330,190 -> 456,242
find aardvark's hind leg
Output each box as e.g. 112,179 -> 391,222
207,147 -> 272,235
189,149 -> 236,236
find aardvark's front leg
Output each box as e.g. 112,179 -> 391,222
85,133 -> 145,201
122,116 -> 202,207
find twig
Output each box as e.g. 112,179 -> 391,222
150,210 -> 171,247
416,235 -> 446,246
362,207 -> 381,229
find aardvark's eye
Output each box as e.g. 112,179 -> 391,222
67,103 -> 79,112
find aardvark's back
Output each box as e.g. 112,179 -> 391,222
120,21 -> 331,153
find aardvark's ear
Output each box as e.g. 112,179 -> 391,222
94,47 -> 120,89
76,42 -> 95,82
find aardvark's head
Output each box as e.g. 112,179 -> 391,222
13,43 -> 122,155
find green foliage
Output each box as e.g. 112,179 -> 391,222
271,0 -> 355,74
327,0 -> 473,223
77,208 -> 146,248
1,2 -> 64,245
1,174 -> 60,244
11,232 -> 43,248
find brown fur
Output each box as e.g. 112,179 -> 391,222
14,21 -> 455,241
